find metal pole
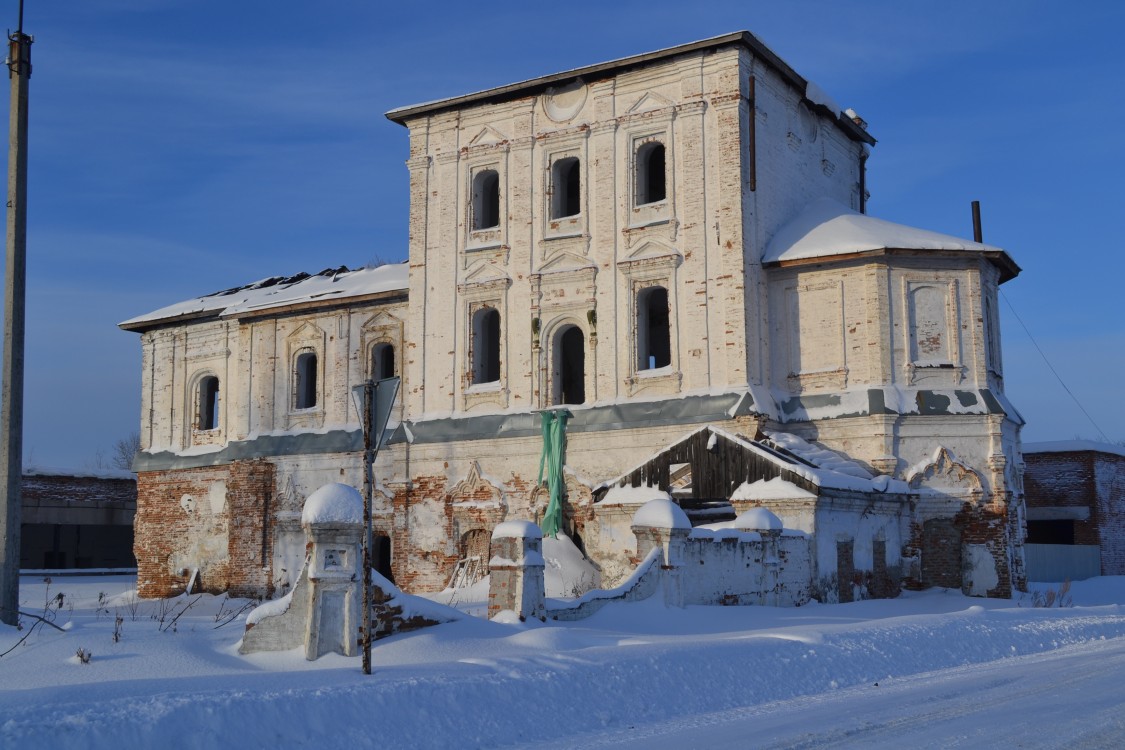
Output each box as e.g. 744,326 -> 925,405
361,379 -> 374,674
0,6 -> 31,627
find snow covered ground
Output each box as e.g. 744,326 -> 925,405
2,574 -> 1125,748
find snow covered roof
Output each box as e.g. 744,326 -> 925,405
1023,440 -> 1125,458
120,263 -> 408,332
386,32 -> 874,146
24,466 -> 135,480
731,477 -> 817,502
596,424 -> 910,498
763,199 -> 1019,281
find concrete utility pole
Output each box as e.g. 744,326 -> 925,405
0,0 -> 31,627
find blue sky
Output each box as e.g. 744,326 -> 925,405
3,0 -> 1123,467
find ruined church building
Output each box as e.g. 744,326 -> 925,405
121,32 -> 1026,603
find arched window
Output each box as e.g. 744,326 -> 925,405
294,349 -> 318,409
371,342 -> 396,381
636,141 -> 666,205
471,307 -> 501,384
472,169 -> 500,230
197,375 -> 220,430
553,325 -> 585,406
637,286 -> 670,370
550,157 -> 581,219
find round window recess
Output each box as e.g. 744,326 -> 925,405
797,102 -> 818,143
543,80 -> 587,123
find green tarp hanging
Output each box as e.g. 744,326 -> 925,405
537,409 -> 569,538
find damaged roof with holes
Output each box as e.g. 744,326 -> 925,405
764,198 -> 1020,281
119,262 -> 409,332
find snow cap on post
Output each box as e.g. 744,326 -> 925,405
732,507 -> 784,531
632,498 -> 691,530
301,482 -> 364,526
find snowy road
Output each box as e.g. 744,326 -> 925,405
551,637 -> 1125,749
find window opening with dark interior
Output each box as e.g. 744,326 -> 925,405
198,375 -> 220,430
636,286 -> 671,370
471,307 -> 501,384
636,141 -> 666,205
294,350 -> 318,409
1026,520 -> 1076,545
472,169 -> 500,230
550,157 -> 581,219
553,325 -> 585,406
371,342 -> 395,381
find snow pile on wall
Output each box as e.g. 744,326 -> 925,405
543,534 -> 600,598
245,592 -> 294,627
733,507 -> 784,531
492,520 -> 543,540
731,477 -> 817,502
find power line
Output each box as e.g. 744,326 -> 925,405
1000,289 -> 1111,443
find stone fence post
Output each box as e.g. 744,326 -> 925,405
488,520 -> 545,621
631,498 -> 691,608
238,482 -> 364,659
302,484 -> 364,660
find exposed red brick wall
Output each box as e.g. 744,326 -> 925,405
957,503 -> 1014,596
391,476 -> 457,593
903,502 -> 1014,597
391,471 -> 543,594
226,460 -> 276,598
135,466 -> 230,597
135,460 -> 275,599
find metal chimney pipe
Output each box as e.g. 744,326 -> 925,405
972,200 -> 983,243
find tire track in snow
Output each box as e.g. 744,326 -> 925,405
541,637 -> 1125,749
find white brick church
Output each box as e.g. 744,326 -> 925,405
121,32 -> 1026,602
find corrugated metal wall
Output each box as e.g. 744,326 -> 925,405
1024,544 -> 1101,582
